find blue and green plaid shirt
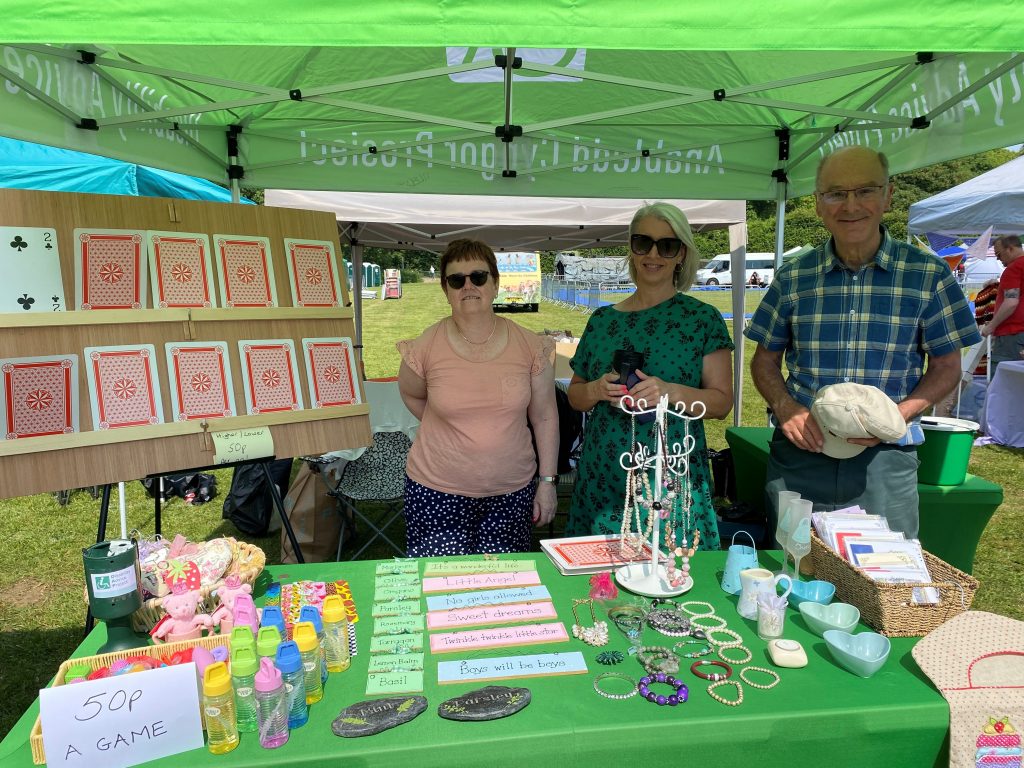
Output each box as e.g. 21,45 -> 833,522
745,228 -> 981,445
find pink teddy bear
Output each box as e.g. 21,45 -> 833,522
152,581 -> 214,643
211,574 -> 253,635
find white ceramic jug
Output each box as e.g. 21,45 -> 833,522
737,568 -> 793,620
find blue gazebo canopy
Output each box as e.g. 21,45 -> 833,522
0,137 -> 252,203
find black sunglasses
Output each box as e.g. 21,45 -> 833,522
445,270 -> 490,289
630,234 -> 684,259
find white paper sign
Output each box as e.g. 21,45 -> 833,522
40,663 -> 203,768
211,426 -> 274,465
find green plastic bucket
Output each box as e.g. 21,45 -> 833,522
917,417 -> 979,485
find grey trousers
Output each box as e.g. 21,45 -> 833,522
990,331 -> 1024,373
764,429 -> 921,543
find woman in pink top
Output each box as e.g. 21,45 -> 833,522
397,239 -> 559,556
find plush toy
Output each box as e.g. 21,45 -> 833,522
210,574 -> 253,634
151,560 -> 213,643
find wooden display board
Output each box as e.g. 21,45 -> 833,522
0,189 -> 370,498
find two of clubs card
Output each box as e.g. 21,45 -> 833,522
0,226 -> 65,313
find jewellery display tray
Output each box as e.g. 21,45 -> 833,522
615,562 -> 694,598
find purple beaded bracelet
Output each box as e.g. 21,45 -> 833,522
637,672 -> 689,706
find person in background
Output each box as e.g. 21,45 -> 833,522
746,146 -> 981,539
397,239 -> 558,556
981,235 -> 1024,372
565,202 -> 734,550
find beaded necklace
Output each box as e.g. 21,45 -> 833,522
619,412 -> 654,554
656,418 -> 698,588
618,397 -> 702,589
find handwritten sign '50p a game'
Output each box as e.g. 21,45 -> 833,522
422,571 -> 542,594
429,622 -> 568,653
39,663 -> 202,768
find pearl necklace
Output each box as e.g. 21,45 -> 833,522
451,315 -> 497,345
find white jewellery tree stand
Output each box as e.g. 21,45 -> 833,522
616,393 -> 706,598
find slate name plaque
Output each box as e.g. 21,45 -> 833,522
333,696 -> 428,738
438,685 -> 531,722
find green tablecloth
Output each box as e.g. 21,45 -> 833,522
0,552 -> 949,768
725,426 -> 1003,574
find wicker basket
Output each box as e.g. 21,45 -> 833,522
130,537 -> 265,632
810,532 -> 978,638
29,634 -> 228,765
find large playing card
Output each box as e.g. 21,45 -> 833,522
164,341 -> 236,421
147,231 -> 216,308
214,234 -> 278,308
74,228 -> 148,310
84,344 -> 165,430
301,337 -> 360,408
0,354 -> 79,439
284,238 -> 343,307
0,226 -> 65,313
237,339 -> 303,415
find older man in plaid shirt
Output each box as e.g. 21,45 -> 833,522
746,146 -> 980,539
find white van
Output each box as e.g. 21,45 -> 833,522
695,253 -> 776,287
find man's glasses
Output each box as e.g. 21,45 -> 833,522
630,234 -> 684,259
445,270 -> 490,289
817,185 -> 886,206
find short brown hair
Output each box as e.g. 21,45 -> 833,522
439,239 -> 500,292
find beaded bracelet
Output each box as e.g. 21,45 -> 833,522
646,608 -> 692,637
593,672 -> 639,700
717,644 -> 753,664
638,673 -> 689,706
739,666 -> 781,690
689,659 -> 732,681
705,627 -> 744,647
689,614 -> 728,632
637,645 -> 680,674
673,638 -> 713,658
707,679 -> 744,707
678,600 -> 716,618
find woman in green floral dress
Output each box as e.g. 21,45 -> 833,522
566,202 -> 734,550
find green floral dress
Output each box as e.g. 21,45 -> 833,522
566,293 -> 734,551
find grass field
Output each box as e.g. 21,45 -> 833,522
0,280 -> 1020,739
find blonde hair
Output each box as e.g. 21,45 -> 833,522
628,202 -> 700,290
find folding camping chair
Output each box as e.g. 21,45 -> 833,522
326,430 -> 411,560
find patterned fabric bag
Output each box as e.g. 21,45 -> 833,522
912,611 -> 1024,768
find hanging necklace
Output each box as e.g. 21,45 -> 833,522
451,315 -> 498,345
